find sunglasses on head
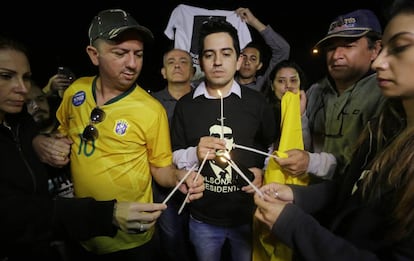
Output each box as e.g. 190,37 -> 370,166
82,107 -> 105,141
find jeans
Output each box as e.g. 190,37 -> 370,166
189,215 -> 252,261
153,182 -> 194,261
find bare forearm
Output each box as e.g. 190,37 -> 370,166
151,164 -> 179,188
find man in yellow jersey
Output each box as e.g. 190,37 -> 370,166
54,9 -> 204,260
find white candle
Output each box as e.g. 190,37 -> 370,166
216,152 -> 263,197
217,90 -> 224,139
178,151 -> 210,214
162,163 -> 197,205
233,143 -> 280,160
226,159 -> 264,197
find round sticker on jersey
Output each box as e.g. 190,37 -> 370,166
114,120 -> 129,136
72,91 -> 86,106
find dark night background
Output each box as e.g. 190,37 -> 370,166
2,0 -> 393,91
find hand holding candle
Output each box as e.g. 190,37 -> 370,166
162,164 -> 197,205
178,151 -> 210,214
217,152 -> 264,197
227,158 -> 264,197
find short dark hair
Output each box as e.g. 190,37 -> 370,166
197,18 -> 240,59
365,31 -> 382,49
243,41 -> 264,63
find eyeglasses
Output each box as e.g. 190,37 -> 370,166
82,107 -> 106,141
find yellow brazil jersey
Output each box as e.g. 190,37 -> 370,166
56,76 -> 172,254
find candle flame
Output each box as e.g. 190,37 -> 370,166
216,150 -> 231,163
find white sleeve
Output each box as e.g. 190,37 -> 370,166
173,146 -> 199,170
164,4 -> 181,40
307,152 -> 337,179
225,11 -> 252,48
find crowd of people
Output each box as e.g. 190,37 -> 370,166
2,1 -> 414,260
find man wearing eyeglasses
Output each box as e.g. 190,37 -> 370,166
274,9 -> 387,181
42,9 -> 205,260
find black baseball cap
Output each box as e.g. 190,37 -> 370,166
88,9 -> 154,44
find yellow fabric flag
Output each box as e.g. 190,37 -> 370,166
253,91 -> 309,261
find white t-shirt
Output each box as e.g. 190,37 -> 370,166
164,4 -> 252,80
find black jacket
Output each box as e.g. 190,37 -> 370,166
272,115 -> 414,260
0,111 -> 117,260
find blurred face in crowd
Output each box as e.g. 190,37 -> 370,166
272,67 -> 301,99
0,48 -> 31,121
239,46 -> 262,79
372,12 -> 414,99
26,84 -> 50,123
161,49 -> 194,84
